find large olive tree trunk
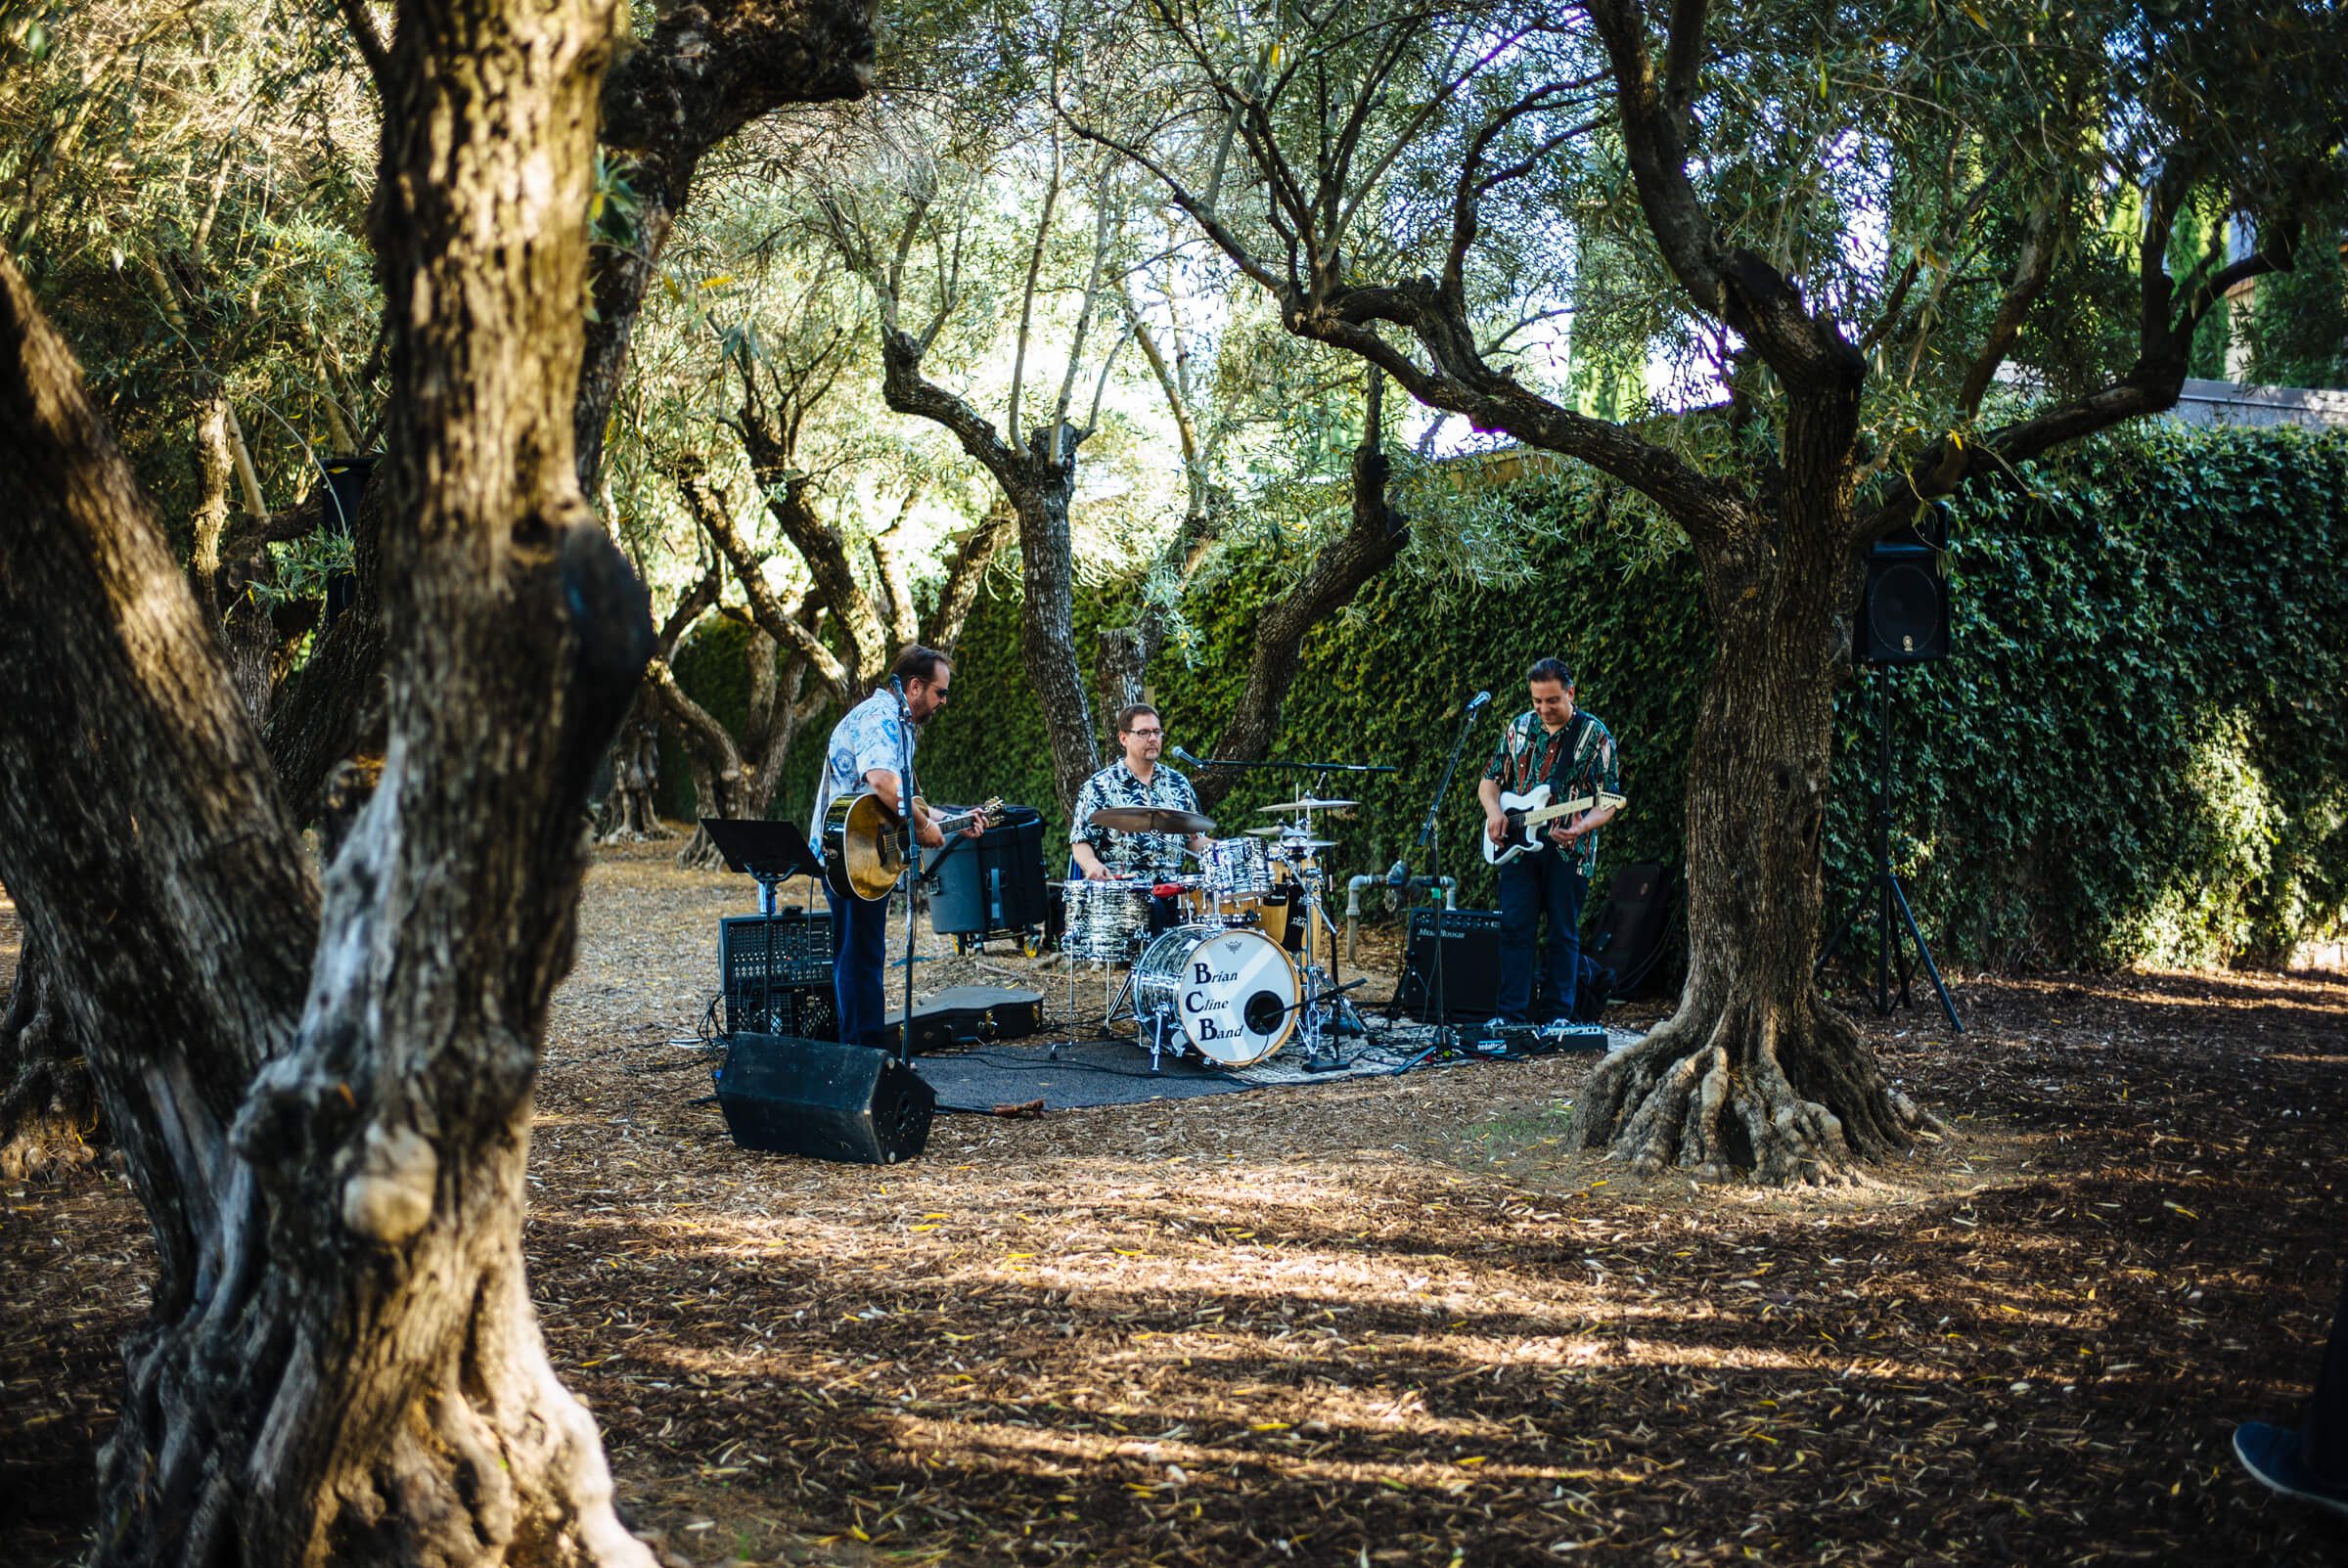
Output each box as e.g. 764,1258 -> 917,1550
1576,537 -> 1936,1182
0,1 -> 657,1563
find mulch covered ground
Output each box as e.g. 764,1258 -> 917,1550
4,839 -> 2345,1566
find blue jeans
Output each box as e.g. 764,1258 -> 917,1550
2310,1261 -> 2348,1484
1495,849 -> 1586,1023
827,881 -> 892,1048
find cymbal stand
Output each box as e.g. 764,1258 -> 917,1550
1283,840 -> 1343,1070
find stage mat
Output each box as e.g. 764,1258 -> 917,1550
914,1022 -> 1637,1113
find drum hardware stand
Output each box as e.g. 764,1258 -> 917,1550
1289,861 -> 1353,1071
1140,1001 -> 1177,1075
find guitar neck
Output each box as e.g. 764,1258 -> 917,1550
928,800 -> 1000,835
1519,790 -> 1622,828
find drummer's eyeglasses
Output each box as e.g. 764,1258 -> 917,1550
1127,726 -> 1162,737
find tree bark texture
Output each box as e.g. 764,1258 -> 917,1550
1193,380 -> 1408,809
1,0 -> 660,1557
1575,523 -> 1938,1184
0,933 -> 101,1181
1015,480 -> 1102,813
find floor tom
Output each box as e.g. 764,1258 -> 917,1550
1061,879 -> 1151,962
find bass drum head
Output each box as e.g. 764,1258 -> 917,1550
1133,923 -> 1298,1067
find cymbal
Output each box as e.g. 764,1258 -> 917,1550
1087,805 -> 1214,834
1256,797 -> 1359,814
1242,826 -> 1288,838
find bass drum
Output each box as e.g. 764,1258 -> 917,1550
1131,923 -> 1298,1068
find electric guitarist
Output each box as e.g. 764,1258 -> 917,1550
1476,656 -> 1621,1035
806,645 -> 981,1048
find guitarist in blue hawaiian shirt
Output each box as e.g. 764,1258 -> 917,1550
1476,657 -> 1620,1033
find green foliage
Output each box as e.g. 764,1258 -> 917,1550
2232,205 -> 2348,390
1851,423 -> 2348,969
890,425 -> 2348,971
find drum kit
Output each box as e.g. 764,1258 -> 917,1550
1060,796 -> 1362,1073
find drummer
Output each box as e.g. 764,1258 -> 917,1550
1070,704 -> 1211,881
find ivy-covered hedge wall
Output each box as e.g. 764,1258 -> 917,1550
676,424 -> 2348,971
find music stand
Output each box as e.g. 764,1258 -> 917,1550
700,819 -> 830,1041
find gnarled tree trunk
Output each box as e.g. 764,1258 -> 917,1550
1576,522 -> 1939,1184
1014,476 -> 1102,812
0,0 -> 658,1560
595,687 -> 670,841
1192,374 -> 1409,807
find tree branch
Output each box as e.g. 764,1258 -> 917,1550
676,472 -> 851,698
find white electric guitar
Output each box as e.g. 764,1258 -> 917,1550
1483,784 -> 1628,866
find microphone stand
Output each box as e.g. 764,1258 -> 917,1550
892,677 -> 919,1069
1411,697 -> 1484,1059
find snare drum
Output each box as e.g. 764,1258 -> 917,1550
1061,878 -> 1151,962
1131,922 -> 1299,1067
1198,836 -> 1272,898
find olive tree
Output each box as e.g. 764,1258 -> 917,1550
1093,0 -> 2346,1180
0,0 -> 686,1560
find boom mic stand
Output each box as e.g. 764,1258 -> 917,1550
892,676 -> 921,1068
1402,691 -> 1490,1061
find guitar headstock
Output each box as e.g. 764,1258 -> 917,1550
972,795 -> 1008,825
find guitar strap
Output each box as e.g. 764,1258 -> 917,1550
1543,712 -> 1592,794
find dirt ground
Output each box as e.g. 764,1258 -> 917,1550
4,838 -> 2346,1566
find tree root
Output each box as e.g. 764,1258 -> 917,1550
1579,994 -> 1941,1186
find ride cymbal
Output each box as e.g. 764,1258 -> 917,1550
1255,797 -> 1359,814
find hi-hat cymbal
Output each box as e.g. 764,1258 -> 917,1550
1087,805 -> 1214,834
1256,797 -> 1359,814
1275,838 -> 1338,853
1242,826 -> 1288,837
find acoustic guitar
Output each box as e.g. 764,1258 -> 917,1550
822,791 -> 1006,901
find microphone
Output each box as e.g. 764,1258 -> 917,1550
1170,743 -> 1202,766
1466,690 -> 1492,714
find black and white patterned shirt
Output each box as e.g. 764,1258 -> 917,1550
1484,709 -> 1619,874
1069,760 -> 1199,880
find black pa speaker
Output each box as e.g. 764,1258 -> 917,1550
1857,506 -> 1950,664
713,1034 -> 934,1164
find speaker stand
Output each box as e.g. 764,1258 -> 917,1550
1818,664 -> 1963,1033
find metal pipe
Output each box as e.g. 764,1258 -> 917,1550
1343,874 -> 1456,963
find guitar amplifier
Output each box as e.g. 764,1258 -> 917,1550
1395,908 -> 1505,1022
